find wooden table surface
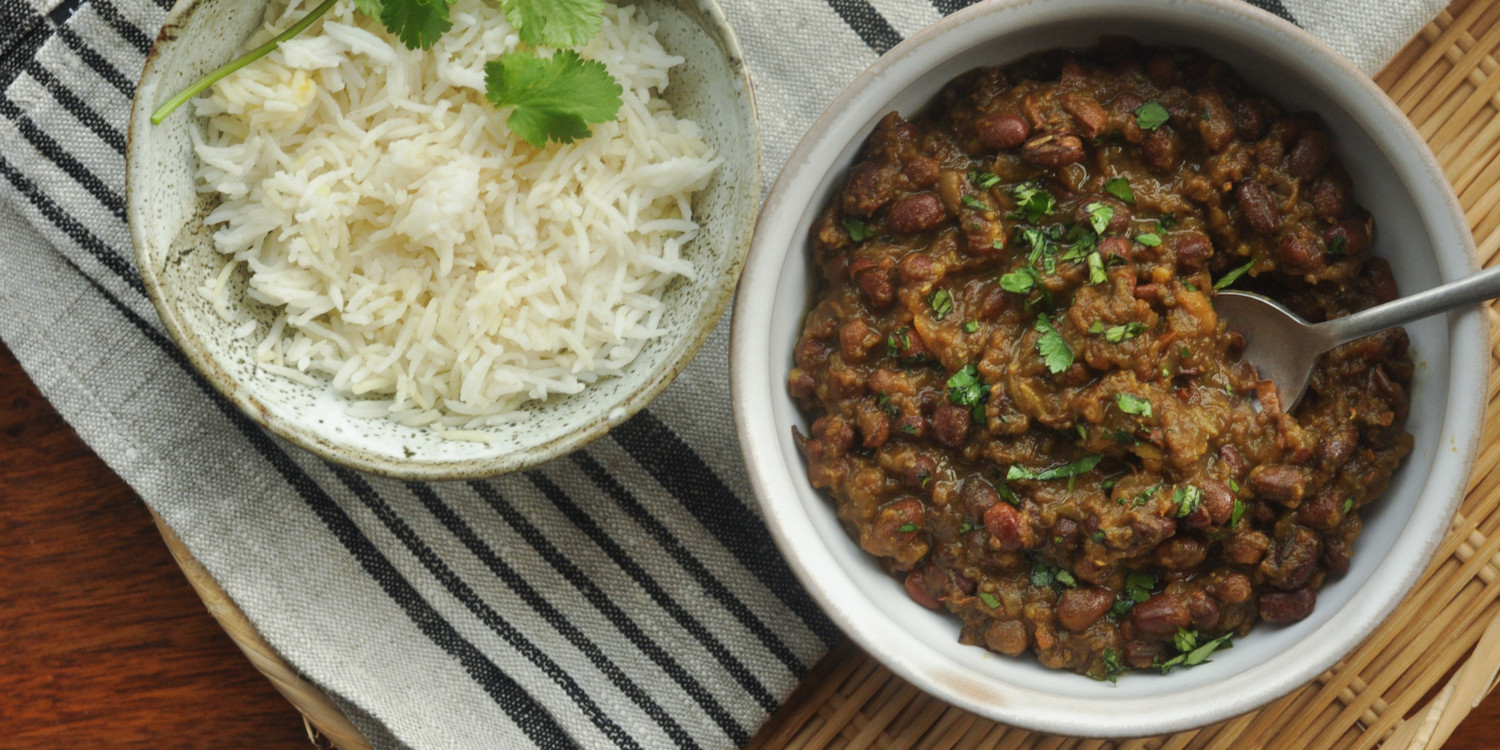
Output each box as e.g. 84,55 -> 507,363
3,336 -> 1499,750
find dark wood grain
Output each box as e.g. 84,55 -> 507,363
2,333 -> 1499,749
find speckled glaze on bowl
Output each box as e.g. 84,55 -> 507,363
731,0 -> 1486,738
128,0 -> 758,479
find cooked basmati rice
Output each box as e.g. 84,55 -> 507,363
192,0 -> 718,432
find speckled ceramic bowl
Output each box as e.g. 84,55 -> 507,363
732,0 -> 1485,737
128,0 -> 757,479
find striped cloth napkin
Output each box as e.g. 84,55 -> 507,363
0,0 -> 1444,747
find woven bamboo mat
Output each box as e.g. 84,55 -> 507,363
153,0 -> 1500,748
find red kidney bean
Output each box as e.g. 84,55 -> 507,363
1223,529 -> 1270,565
1364,257 -> 1399,303
1154,535 -> 1209,570
789,370 -> 817,400
905,155 -> 940,188
1201,479 -> 1235,525
1133,593 -> 1191,635
976,111 -> 1031,150
1208,572 -> 1253,604
959,476 -> 1000,518
1287,131 -> 1332,179
1250,464 -> 1311,505
1171,231 -> 1213,267
905,455 -> 937,491
1057,586 -> 1115,633
985,619 -> 1030,657
856,404 -> 890,449
842,161 -> 898,217
848,258 -> 895,309
1261,525 -> 1322,589
1310,175 -> 1350,220
1197,93 -> 1236,152
1131,512 -> 1177,547
1219,444 -> 1247,476
1236,179 -> 1280,234
1062,91 -> 1108,139
896,414 -> 927,441
897,252 -> 937,283
1188,590 -> 1221,629
1022,134 -> 1085,167
1142,127 -> 1178,172
932,404 -> 971,447
1324,535 -> 1353,576
1258,587 -> 1316,623
839,318 -> 877,363
887,192 -> 946,234
1234,97 -> 1269,140
904,569 -> 943,609
983,501 -> 1035,551
1323,216 -> 1371,257
1099,235 -> 1134,261
1277,229 -> 1320,274
1124,640 -> 1168,669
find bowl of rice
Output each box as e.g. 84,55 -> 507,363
127,0 -> 757,478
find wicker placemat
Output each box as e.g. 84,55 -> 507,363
153,0 -> 1500,747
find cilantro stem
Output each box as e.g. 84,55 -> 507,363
150,0 -> 339,125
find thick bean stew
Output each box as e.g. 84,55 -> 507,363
788,40 -> 1412,680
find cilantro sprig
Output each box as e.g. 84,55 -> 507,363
1007,454 -> 1102,482
1034,313 -> 1073,374
153,0 -> 625,148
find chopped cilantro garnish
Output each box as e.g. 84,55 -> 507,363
1116,393 -> 1153,418
1231,498 -> 1246,527
1342,496 -> 1355,514
1158,631 -> 1233,674
485,49 -> 623,148
886,326 -> 911,357
1084,202 -> 1114,235
1329,236 -> 1348,255
1172,484 -> 1204,518
1101,321 -> 1147,343
979,591 -> 1001,608
962,194 -> 987,211
1008,454 -> 1103,482
1034,313 -> 1074,374
1213,256 -> 1256,290
1000,269 -> 1036,294
959,521 -> 975,533
1011,182 -> 1056,223
1092,531 -> 1107,543
945,364 -> 989,421
929,288 -> 953,320
1104,177 -> 1135,204
963,320 -> 980,334
842,217 -> 873,242
898,523 -> 920,533
1096,647 -> 1126,683
1134,232 -> 1162,247
1228,478 -> 1241,493
1088,251 -> 1107,284
1121,482 -> 1161,507
1028,561 -> 1078,589
1135,100 -> 1170,130
971,171 -> 1002,189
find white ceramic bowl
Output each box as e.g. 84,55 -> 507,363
128,0 -> 757,479
731,0 -> 1486,737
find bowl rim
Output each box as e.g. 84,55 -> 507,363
730,0 -> 1488,737
126,0 -> 760,481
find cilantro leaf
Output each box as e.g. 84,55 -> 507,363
1329,235 -> 1348,255
962,320 -> 980,334
1084,202 -> 1114,235
1172,484 -> 1203,518
1102,321 -> 1146,343
503,0 -> 605,48
1000,268 -> 1037,294
945,364 -> 989,419
1158,631 -> 1233,674
1110,571 -> 1157,618
1342,496 -> 1355,514
898,523 -> 920,533
962,194 -> 987,211
1116,393 -> 1153,418
971,171 -> 1002,189
1088,251 -> 1107,284
929,288 -> 953,320
369,0 -> 454,50
979,592 -> 1001,609
1095,647 -> 1126,683
1213,256 -> 1256,290
842,217 -> 873,242
1135,101 -> 1170,130
1134,232 -> 1161,247
1034,313 -> 1073,374
1011,182 -> 1056,223
1007,454 -> 1103,482
485,50 -> 623,148
1104,177 -> 1135,204
1231,498 -> 1246,527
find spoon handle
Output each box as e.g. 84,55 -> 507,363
1313,263 -> 1500,348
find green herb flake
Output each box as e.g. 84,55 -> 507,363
501,0 -> 606,47
959,521 -> 975,533
946,363 -> 989,415
1342,496 -> 1355,514
971,171 -> 1002,189
886,326 -> 911,357
1084,201 -> 1114,235
1008,454 -> 1103,482
1231,499 -> 1246,528
1228,478 -> 1241,493
1096,647 -> 1126,683
842,217 -> 873,242
1172,484 -> 1204,518
1329,236 -> 1348,255
1092,531 -> 1107,543
485,49 -> 623,148
1116,393 -> 1153,418
929,288 -> 953,320
1159,631 -> 1234,674
962,194 -> 987,211
1104,177 -> 1135,204
1103,322 -> 1147,343
354,0 -> 455,50
963,320 -> 980,334
1123,482 -> 1162,507
1135,100 -> 1170,130
1134,232 -> 1162,247
979,591 -> 1001,609
1213,256 -> 1256,291
1088,251 -> 1107,284
898,523 -> 920,533
999,269 -> 1036,294
1034,313 -> 1074,374
1183,281 -> 1199,292
1011,182 -> 1056,223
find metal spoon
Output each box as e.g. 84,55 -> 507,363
1215,265 -> 1500,410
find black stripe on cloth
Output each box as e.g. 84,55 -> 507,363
0,95 -> 127,220
0,6 -> 51,93
612,413 -> 842,648
0,156 -> 142,294
824,0 -> 902,55
526,469 -> 779,715
445,480 -> 701,750
54,254 -> 580,750
571,451 -> 809,679
1244,0 -> 1297,24
928,0 -> 978,15
53,25 -> 135,99
22,61 -> 127,154
88,0 -> 155,55
47,0 -> 88,26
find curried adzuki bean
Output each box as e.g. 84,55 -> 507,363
789,39 -> 1412,679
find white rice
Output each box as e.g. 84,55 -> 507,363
192,0 -> 718,432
